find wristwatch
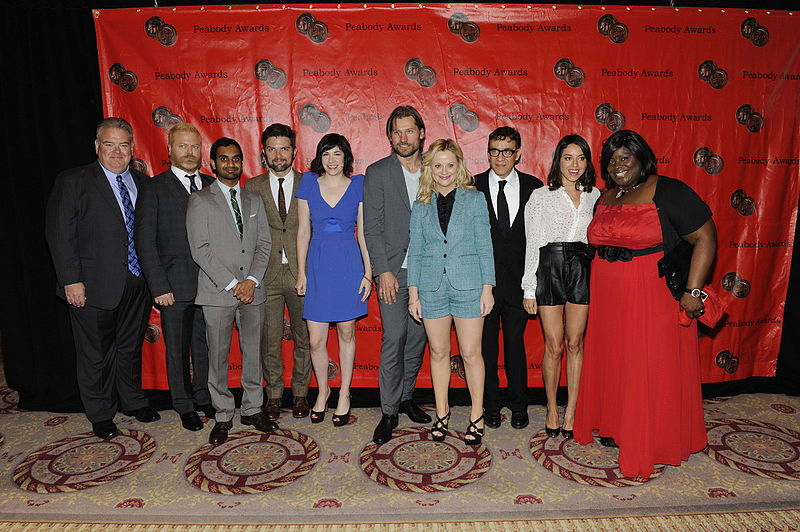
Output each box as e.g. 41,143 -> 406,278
684,287 -> 708,300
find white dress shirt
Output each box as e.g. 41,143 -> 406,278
401,165 -> 421,269
170,166 -> 200,194
269,171 -> 294,264
489,169 -> 521,224
521,185 -> 601,299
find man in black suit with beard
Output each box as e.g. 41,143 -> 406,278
135,122 -> 216,431
474,126 -> 543,430
46,117 -> 159,439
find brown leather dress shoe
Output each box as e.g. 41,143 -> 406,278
292,396 -> 310,418
263,398 -> 281,421
208,421 -> 233,445
241,412 -> 279,433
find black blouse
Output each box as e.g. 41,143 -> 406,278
436,189 -> 457,235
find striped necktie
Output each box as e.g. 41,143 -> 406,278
116,175 -> 141,276
230,188 -> 243,239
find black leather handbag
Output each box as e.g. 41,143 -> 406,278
657,239 -> 693,301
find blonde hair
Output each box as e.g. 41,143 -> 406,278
168,122 -> 200,145
416,139 -> 474,204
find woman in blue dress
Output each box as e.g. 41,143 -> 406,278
296,133 -> 372,427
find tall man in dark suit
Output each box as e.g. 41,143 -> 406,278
46,117 -> 160,440
364,105 -> 432,444
186,137 -> 277,445
474,126 -> 543,429
246,124 -> 311,420
135,123 -> 215,432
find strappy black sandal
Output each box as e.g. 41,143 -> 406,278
430,411 -> 451,442
464,414 -> 485,446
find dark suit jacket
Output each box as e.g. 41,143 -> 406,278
245,170 -> 302,285
474,169 -> 543,304
134,169 -> 215,302
46,160 -> 148,310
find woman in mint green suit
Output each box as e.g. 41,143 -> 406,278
407,139 -> 495,446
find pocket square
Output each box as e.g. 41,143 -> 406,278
249,213 -> 256,217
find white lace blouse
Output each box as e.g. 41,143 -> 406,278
521,185 -> 601,299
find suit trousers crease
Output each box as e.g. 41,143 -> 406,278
262,263 -> 311,399
203,302 -> 265,421
377,268 -> 427,415
159,301 -> 210,413
69,272 -> 150,423
482,293 -> 529,412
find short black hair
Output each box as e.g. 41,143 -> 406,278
260,123 -> 295,149
600,130 -> 657,187
210,137 -> 242,161
309,133 -> 354,177
546,134 -> 596,192
488,126 -> 521,151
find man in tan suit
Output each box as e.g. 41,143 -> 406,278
245,124 -> 312,420
186,137 -> 277,444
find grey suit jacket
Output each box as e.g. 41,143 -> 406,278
186,180 -> 271,307
244,170 -> 302,284
363,154 -> 413,277
135,169 -> 214,302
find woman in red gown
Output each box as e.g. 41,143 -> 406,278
573,130 -> 717,478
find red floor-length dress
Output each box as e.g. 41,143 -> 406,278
573,203 -> 708,478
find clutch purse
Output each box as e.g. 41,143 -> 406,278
657,239 -> 693,301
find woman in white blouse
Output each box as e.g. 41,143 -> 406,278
521,135 -> 600,438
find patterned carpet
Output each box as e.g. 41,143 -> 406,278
0,386 -> 799,530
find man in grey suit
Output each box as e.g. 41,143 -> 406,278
246,124 -> 311,421
186,137 -> 277,445
46,117 -> 159,440
135,123 -> 215,432
364,105 -> 432,444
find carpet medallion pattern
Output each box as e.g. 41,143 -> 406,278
184,429 -> 319,495
529,431 -> 664,486
12,429 -> 156,493
0,387 -> 18,414
360,427 -> 492,492
704,418 -> 800,480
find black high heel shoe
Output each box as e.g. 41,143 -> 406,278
560,428 -> 574,439
600,436 -> 618,447
310,390 -> 330,424
331,395 -> 351,427
430,411 -> 451,442
464,414 -> 485,446
545,407 -> 561,438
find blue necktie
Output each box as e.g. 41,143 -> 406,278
116,175 -> 141,276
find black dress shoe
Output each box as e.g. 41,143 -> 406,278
209,421 -> 233,445
122,406 -> 161,423
399,400 -> 432,424
196,404 -> 216,419
92,420 -> 118,440
484,410 -> 502,429
600,436 -> 618,447
372,414 -> 398,444
510,410 -> 529,429
180,411 -> 203,432
241,412 -> 279,433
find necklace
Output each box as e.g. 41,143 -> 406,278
615,181 -> 644,199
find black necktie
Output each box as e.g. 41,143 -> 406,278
497,180 -> 510,235
187,174 -> 198,193
277,177 -> 287,223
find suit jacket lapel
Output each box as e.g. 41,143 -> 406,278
389,155 -> 412,213
476,172 -> 500,227
212,181 -> 241,238
286,169 -> 302,219
511,175 -> 535,230
168,171 -> 189,206
93,161 -> 126,228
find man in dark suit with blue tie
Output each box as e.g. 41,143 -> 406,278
135,123 -> 215,431
46,117 -> 159,440
474,127 -> 543,430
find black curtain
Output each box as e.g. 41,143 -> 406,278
2,0 -> 796,413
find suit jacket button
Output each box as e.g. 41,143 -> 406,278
240,267 -> 244,271
242,249 -> 245,253
283,229 -> 286,232
443,240 -> 447,244
443,253 -> 447,258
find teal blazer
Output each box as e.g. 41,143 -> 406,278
407,187 -> 495,291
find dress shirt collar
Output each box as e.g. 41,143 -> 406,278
98,160 -> 131,181
489,168 -> 518,187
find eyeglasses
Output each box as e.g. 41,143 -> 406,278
488,148 -> 517,158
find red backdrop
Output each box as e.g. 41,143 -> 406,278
94,4 -> 799,389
